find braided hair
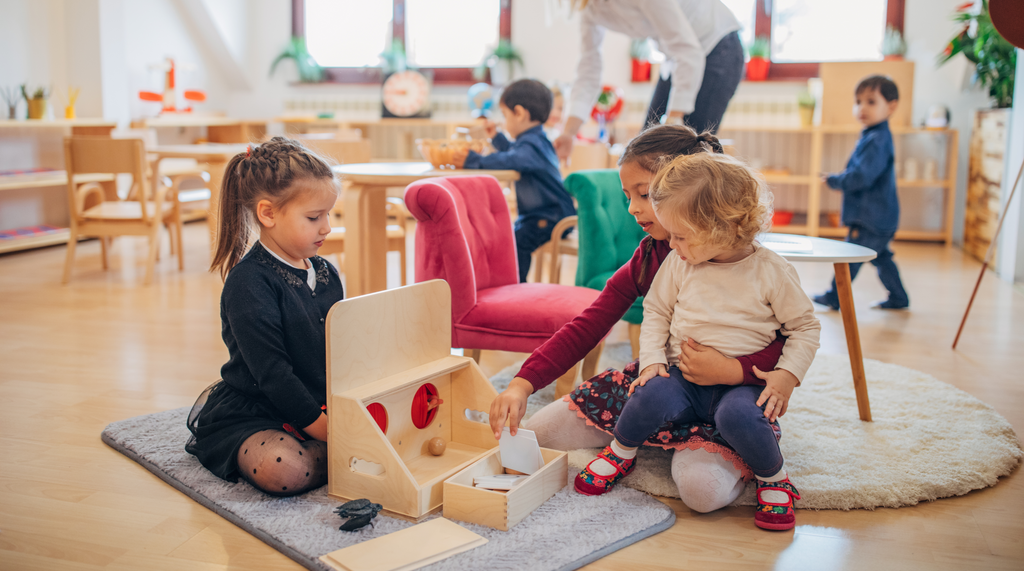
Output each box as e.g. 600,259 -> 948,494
618,124 -> 724,286
210,137 -> 336,280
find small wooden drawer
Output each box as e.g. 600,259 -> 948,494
443,447 -> 568,531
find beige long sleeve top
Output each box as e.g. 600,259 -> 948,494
569,0 -> 740,120
639,243 -> 821,382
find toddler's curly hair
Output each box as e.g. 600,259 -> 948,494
649,152 -> 773,250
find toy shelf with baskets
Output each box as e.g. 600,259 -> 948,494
718,125 -> 958,245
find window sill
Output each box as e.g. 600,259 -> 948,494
293,67 -> 484,86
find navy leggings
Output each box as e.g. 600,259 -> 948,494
644,31 -> 745,133
613,366 -> 784,478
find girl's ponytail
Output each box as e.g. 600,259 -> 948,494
210,153 -> 251,280
208,137 -> 336,281
696,131 -> 724,154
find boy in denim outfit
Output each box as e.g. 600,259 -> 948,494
454,79 -> 576,282
814,75 -> 909,310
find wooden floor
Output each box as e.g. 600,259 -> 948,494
1,221 -> 1021,571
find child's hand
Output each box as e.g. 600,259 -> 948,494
489,377 -> 533,440
303,412 -> 329,441
819,173 -> 832,187
677,337 -> 742,386
629,363 -> 668,396
481,118 -> 498,139
468,119 -> 497,140
752,366 -> 799,422
451,147 -> 470,168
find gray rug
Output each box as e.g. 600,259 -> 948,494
101,407 -> 675,571
493,344 -> 1023,510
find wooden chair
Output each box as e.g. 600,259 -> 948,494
318,197 -> 411,285
529,216 -> 579,284
62,137 -> 183,285
561,142 -> 612,176
300,138 -> 373,166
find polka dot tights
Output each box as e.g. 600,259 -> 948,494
236,429 -> 327,497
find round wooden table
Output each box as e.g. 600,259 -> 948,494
334,162 -> 520,297
760,233 -> 877,421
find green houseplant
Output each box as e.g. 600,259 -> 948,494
797,91 -> 816,127
475,39 -> 524,86
746,36 -> 770,81
20,84 -> 50,120
270,36 -> 324,83
938,0 -> 1016,108
883,26 -> 907,60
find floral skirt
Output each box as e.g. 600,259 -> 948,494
563,359 -> 782,481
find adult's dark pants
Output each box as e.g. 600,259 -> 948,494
644,31 -> 745,134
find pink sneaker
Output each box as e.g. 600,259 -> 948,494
754,477 -> 801,530
574,446 -> 636,496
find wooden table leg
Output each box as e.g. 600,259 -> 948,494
344,183 -> 388,297
203,158 -> 229,252
834,262 -> 872,421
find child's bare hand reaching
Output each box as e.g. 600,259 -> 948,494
629,363 -> 669,395
752,366 -> 799,422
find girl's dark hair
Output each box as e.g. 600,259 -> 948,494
619,124 -> 724,286
210,137 -> 336,280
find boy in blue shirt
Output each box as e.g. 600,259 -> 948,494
813,75 -> 909,310
453,79 -> 576,282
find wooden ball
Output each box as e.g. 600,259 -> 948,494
428,437 -> 446,456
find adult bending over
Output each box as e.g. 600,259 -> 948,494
555,0 -> 745,160
490,124 -> 787,513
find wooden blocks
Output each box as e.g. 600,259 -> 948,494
443,447 -> 568,531
326,280 -> 499,520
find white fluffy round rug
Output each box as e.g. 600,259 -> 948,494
494,347 -> 1022,510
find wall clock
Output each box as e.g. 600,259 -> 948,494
381,70 -> 431,119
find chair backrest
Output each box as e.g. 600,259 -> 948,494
64,136 -> 151,220
302,139 -> 372,165
564,169 -> 647,290
404,175 -> 518,324
563,142 -> 612,174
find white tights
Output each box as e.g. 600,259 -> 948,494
526,399 -> 744,513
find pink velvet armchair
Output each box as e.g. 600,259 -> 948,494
404,175 -> 604,397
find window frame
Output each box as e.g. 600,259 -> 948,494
293,0 -> 511,85
752,0 -> 905,80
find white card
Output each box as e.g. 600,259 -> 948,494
499,427 -> 544,475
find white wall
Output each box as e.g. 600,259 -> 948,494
1,0 -> 1010,250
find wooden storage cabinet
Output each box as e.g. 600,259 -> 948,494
718,126 -> 958,245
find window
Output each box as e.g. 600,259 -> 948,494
298,0 -> 509,84
721,0 -> 905,79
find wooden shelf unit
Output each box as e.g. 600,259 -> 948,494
0,120 -> 117,254
718,125 -> 959,245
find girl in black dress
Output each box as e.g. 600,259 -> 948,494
186,137 -> 344,497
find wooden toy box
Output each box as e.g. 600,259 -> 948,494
443,447 -> 568,531
326,280 -> 500,520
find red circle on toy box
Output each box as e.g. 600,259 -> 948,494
366,402 -> 389,434
411,383 -> 441,429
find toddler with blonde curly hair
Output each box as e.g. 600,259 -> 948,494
574,152 -> 821,531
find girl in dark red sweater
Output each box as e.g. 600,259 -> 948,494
488,125 -> 786,512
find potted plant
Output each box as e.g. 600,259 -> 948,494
630,39 -> 652,82
939,0 -> 1016,108
1,86 -> 19,119
475,39 -> 523,87
380,38 -> 408,75
746,36 -> 770,81
940,0 -> 1017,263
20,84 -> 50,120
882,26 -> 907,60
270,36 -> 324,83
797,91 -> 816,127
